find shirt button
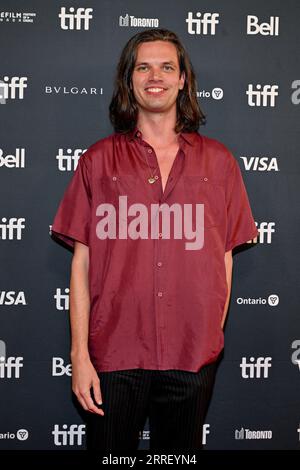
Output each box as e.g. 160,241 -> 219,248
204,177 -> 208,182
136,131 -> 141,137
157,261 -> 163,267
158,233 -> 163,238
147,148 -> 153,154
112,176 -> 117,181
154,175 -> 159,180
157,292 -> 163,297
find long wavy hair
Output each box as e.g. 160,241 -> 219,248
109,28 -> 206,134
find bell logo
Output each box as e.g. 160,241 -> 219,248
247,15 -> 279,36
52,424 -> 85,446
52,357 -> 72,376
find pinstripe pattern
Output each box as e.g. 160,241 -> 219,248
86,362 -> 217,451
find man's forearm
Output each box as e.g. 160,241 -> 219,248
221,250 -> 233,329
69,245 -> 90,360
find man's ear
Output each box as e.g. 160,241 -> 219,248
179,71 -> 185,90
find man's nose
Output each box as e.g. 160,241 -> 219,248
148,67 -> 163,81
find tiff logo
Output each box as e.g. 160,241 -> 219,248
291,340 -> 300,370
240,357 -> 272,378
0,77 -> 27,102
186,12 -> 219,35
0,356 -> 23,378
54,288 -> 69,311
0,148 -> 25,168
254,222 -> 275,244
52,424 -> 85,446
56,149 -> 85,171
202,424 -> 210,445
246,84 -> 279,107
0,218 -> 25,240
59,7 -> 93,30
247,15 -> 279,36
52,357 -> 72,377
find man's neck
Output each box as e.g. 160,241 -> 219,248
137,112 -> 179,149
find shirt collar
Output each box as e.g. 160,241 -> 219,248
125,127 -> 196,146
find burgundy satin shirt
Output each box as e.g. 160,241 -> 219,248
51,128 -> 258,373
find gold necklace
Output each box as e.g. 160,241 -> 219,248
144,151 -> 159,184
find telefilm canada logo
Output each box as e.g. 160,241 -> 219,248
0,11 -> 36,23
138,425 -> 210,445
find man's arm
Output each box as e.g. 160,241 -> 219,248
221,250 -> 233,329
70,241 -> 104,415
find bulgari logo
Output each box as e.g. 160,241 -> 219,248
95,196 -> 204,250
44,86 -> 103,95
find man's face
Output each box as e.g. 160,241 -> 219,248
131,40 -> 185,115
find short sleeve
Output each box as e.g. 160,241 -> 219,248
225,157 -> 258,252
51,155 -> 91,249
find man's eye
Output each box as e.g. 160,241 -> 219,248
164,65 -> 174,71
137,65 -> 148,71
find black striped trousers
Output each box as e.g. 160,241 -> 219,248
86,361 -> 217,451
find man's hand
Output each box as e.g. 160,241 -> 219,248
71,355 -> 104,416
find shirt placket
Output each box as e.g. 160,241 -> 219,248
137,134 -> 185,366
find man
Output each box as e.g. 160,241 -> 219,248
52,29 -> 258,451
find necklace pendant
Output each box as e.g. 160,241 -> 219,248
148,177 -> 156,184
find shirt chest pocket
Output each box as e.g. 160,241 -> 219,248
183,175 -> 225,229
96,175 -> 139,222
